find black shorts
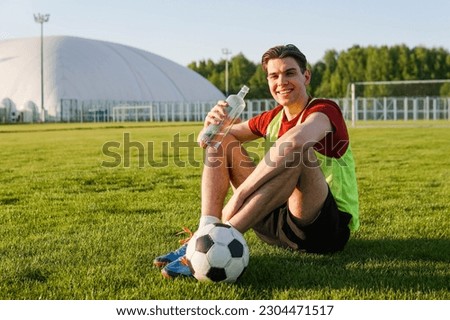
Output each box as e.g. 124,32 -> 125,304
252,188 -> 352,254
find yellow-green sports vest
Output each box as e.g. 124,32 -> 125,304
264,102 -> 359,231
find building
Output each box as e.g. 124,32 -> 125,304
0,36 -> 225,123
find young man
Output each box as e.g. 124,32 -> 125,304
154,44 -> 359,279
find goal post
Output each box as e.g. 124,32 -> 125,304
349,79 -> 450,127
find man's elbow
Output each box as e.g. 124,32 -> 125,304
278,133 -> 315,156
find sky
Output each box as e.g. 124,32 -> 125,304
1,0 -> 449,67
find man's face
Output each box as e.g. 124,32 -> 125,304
266,57 -> 311,108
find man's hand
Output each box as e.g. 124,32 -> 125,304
222,188 -> 246,222
198,101 -> 243,148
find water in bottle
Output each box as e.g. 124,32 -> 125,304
200,85 -> 250,149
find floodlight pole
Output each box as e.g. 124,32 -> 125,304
34,13 -> 50,122
222,48 -> 231,96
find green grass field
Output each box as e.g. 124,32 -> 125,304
0,121 -> 449,300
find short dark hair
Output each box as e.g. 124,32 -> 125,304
261,44 -> 307,74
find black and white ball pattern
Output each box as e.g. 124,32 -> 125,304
186,223 -> 249,282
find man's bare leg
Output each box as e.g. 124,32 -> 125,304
225,148 -> 328,233
201,135 -> 255,220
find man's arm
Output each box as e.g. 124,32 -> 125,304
227,121 -> 260,143
223,111 -> 332,218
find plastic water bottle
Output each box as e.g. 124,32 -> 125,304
200,85 -> 250,149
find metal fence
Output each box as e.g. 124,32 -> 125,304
110,97 -> 450,123
2,96 -> 449,123
57,99 -> 280,123
347,96 -> 450,121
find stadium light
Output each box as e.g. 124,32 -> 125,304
222,48 -> 231,96
34,13 -> 50,122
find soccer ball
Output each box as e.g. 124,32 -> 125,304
186,222 -> 249,282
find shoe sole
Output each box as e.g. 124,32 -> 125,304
161,268 -> 178,279
161,267 -> 193,279
161,269 -> 171,279
153,260 -> 169,268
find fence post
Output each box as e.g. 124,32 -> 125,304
351,83 -> 356,127
393,99 -> 397,121
404,97 -> 408,121
448,98 -> 450,121
413,99 -> 417,120
432,98 -> 437,120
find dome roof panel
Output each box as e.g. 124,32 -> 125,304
0,36 -> 224,117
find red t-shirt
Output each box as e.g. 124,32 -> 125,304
248,99 -> 349,158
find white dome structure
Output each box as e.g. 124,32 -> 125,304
0,36 -> 224,122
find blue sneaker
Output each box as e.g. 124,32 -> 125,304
153,243 -> 187,267
153,227 -> 193,267
161,256 -> 193,279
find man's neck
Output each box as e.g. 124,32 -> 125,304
283,97 -> 310,121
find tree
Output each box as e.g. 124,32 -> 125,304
228,53 -> 257,94
312,49 -> 338,97
188,45 -> 450,99
248,66 -> 271,99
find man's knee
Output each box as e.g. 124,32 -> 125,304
203,135 -> 254,170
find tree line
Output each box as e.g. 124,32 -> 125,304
188,45 -> 450,99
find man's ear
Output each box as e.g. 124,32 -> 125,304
304,69 -> 312,85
